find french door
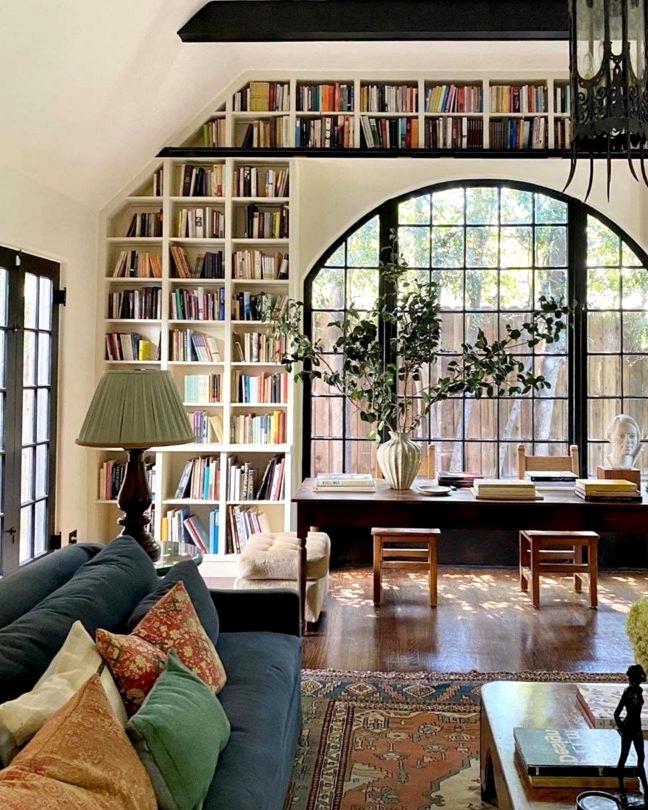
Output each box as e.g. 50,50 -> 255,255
0,247 -> 61,575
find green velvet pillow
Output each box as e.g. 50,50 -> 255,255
126,652 -> 230,810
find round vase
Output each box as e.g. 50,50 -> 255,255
376,431 -> 421,490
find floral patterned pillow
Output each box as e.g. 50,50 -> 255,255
96,580 -> 226,716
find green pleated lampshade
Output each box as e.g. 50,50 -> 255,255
76,369 -> 194,449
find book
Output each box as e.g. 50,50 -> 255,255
314,473 -> 375,492
576,478 -> 639,494
513,726 -> 639,788
525,471 -> 577,482
436,471 -> 479,488
574,490 -> 642,503
576,683 -> 648,738
471,479 -> 541,500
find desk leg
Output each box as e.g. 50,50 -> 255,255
298,534 -> 307,635
373,535 -> 382,604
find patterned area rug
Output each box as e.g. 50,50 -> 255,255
283,669 -> 626,810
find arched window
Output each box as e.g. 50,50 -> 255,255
301,181 -> 648,479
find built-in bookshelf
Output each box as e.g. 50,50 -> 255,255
101,154 -> 292,559
188,73 -> 572,154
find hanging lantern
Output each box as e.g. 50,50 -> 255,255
565,0 -> 648,198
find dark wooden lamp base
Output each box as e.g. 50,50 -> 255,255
116,448 -> 160,561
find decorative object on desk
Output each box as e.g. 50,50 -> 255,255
76,369 -> 193,561
564,0 -> 648,200
605,414 -> 643,470
375,429 -> 421,490
267,233 -> 571,490
614,664 -> 648,804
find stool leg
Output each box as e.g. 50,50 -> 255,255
519,532 -> 529,592
530,538 -> 540,608
589,540 -> 598,609
373,535 -> 382,605
573,544 -> 583,592
428,536 -> 438,608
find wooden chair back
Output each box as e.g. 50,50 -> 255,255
517,443 -> 579,479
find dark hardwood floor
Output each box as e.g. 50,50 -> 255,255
206,565 -> 647,674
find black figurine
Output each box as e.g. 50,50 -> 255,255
615,664 -> 648,808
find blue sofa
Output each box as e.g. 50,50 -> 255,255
0,536 -> 303,810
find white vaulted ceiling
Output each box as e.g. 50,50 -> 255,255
0,1 -> 568,210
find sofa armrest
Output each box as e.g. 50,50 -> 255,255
209,588 -> 301,637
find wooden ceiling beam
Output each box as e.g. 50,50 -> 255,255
178,1 -> 569,43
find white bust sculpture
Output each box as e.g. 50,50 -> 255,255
605,414 -> 642,469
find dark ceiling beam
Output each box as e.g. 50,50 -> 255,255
178,1 -> 570,43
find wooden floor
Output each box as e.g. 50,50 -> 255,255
298,566 -> 647,673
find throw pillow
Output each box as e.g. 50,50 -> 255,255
0,620 -> 126,766
127,652 -> 231,810
97,581 -> 226,715
0,674 -> 156,810
126,559 -> 219,644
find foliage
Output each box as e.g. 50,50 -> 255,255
268,235 -> 573,436
627,597 -> 648,672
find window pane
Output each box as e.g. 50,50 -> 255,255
312,267 -> 345,308
535,268 -> 567,300
311,439 -> 343,476
347,267 -> 378,308
465,270 -> 497,309
23,330 -> 35,386
21,446 -> 34,501
24,274 -> 37,329
432,188 -> 464,225
399,226 -> 430,267
499,398 -> 533,440
587,312 -> 621,352
500,269 -> 533,308
347,218 -> 379,265
500,227 -> 533,267
623,313 -> 648,352
38,277 -> 53,330
466,226 -> 498,267
535,195 -> 567,224
399,195 -> 430,225
535,226 -> 567,267
432,227 -> 464,266
621,266 -> 648,308
22,389 -> 35,445
19,506 -> 32,564
35,444 -> 48,498
466,187 -> 499,224
588,217 -> 620,265
588,399 -> 621,439
587,267 -> 620,309
36,389 -> 50,442
501,188 -> 533,224
34,500 -> 47,556
0,267 -> 7,327
38,333 -> 51,386
623,356 -> 648,396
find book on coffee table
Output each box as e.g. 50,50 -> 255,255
513,726 -> 638,788
576,683 -> 648,738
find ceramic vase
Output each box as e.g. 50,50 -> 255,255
376,431 -> 421,490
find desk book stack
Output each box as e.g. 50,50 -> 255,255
575,478 -> 641,502
576,683 -> 648,739
313,473 -> 375,493
471,478 -> 541,500
513,726 -> 639,789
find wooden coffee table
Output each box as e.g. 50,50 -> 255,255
480,680 -> 632,810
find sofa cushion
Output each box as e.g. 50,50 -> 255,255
97,581 -> 226,715
126,652 -> 230,810
127,560 -> 219,644
0,536 -> 158,701
0,543 -> 102,630
0,620 -> 126,765
204,631 -> 301,810
0,674 -> 156,810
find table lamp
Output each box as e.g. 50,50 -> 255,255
77,369 -> 194,561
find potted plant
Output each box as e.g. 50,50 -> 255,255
266,235 -> 571,489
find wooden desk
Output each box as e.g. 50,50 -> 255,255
293,478 -> 648,567
480,681 -> 635,809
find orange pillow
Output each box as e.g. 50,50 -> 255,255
0,674 -> 156,810
97,580 -> 226,715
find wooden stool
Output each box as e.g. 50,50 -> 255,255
519,530 -> 599,608
372,527 -> 440,606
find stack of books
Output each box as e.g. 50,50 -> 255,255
576,682 -> 648,738
574,478 -> 641,502
471,478 -> 541,500
436,471 -> 479,488
313,473 -> 375,493
513,726 -> 639,788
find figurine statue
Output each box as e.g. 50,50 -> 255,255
605,414 -> 642,469
615,663 -> 648,807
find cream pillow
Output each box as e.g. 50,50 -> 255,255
0,619 -> 126,765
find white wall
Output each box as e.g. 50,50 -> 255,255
0,165 -> 99,542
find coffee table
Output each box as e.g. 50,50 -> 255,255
480,681 -> 633,810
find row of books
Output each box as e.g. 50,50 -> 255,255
239,118 -> 291,149
202,116 -> 226,148
183,373 -> 222,404
232,249 -> 288,280
489,83 -> 549,114
233,81 -> 290,112
425,117 -> 484,150
359,84 -> 418,113
242,204 -> 289,239
170,287 -> 224,322
176,207 -> 225,239
489,117 -> 547,150
98,457 -> 155,500
105,332 -> 158,362
169,329 -> 221,363
111,250 -> 162,279
125,210 -> 163,237
233,371 -> 288,405
188,411 -> 223,445
360,117 -> 420,150
231,291 -> 286,322
233,166 -> 289,198
227,504 -> 270,553
226,453 -> 285,501
295,82 -> 354,113
107,287 -> 162,320
178,163 -> 224,198
514,682 -> 648,790
295,116 -> 354,149
232,331 -> 287,363
230,410 -> 287,445
174,455 -> 220,501
162,507 -> 220,554
170,246 -> 225,279
425,83 -> 483,114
